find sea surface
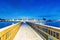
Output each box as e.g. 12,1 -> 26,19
0,22 -> 17,29
45,22 -> 60,28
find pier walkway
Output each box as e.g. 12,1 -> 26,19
14,23 -> 43,40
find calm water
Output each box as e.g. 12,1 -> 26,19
0,22 -> 17,29
45,22 -> 60,28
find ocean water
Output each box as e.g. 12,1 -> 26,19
0,22 -> 17,29
45,22 -> 60,28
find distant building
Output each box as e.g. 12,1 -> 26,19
43,18 -> 46,21
0,18 -> 6,22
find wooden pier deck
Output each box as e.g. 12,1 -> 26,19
14,23 -> 43,40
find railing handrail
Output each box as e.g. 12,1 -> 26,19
0,23 -> 21,40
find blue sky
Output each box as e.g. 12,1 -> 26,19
0,0 -> 60,20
